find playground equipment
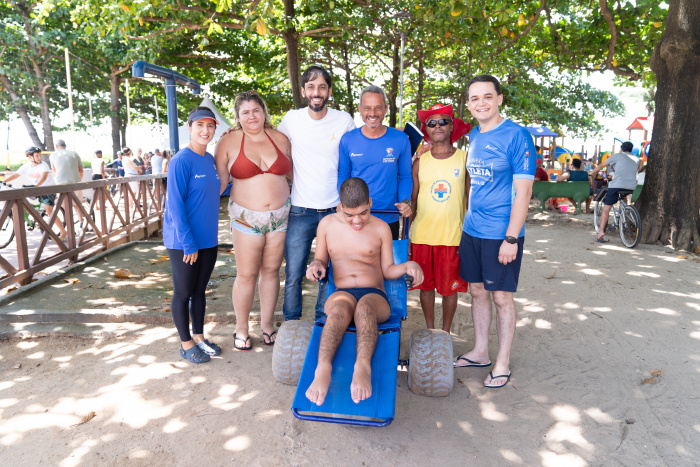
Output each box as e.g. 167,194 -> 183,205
272,212 -> 454,427
131,61 -> 201,152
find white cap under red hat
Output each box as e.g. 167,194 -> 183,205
416,104 -> 471,144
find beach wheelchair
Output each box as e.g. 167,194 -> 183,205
272,212 -> 455,427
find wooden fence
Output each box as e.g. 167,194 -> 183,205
0,174 -> 166,289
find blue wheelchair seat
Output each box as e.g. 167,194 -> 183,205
291,239 -> 409,426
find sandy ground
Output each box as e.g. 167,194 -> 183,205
1,208 -> 699,466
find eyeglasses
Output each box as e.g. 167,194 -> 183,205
426,118 -> 453,128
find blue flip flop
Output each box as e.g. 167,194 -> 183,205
196,339 -> 222,356
180,345 -> 211,364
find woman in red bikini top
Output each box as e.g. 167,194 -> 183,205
214,91 -> 292,349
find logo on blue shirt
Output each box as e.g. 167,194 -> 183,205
467,163 -> 493,185
383,147 -> 396,163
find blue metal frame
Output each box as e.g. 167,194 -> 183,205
131,61 -> 201,152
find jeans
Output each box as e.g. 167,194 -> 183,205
283,205 -> 335,320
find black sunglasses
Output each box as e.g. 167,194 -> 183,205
426,118 -> 453,128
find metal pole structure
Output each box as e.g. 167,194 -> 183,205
131,61 -> 201,153
154,93 -> 162,146
398,31 -> 406,129
164,79 -> 179,151
125,80 -> 131,126
64,48 -> 76,150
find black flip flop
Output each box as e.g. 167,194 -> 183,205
484,371 -> 512,388
595,237 -> 610,243
233,333 -> 252,351
262,331 -> 277,346
453,355 -> 492,368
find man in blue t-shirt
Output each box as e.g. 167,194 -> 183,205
454,75 -> 536,390
338,85 -> 412,239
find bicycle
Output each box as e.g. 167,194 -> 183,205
0,181 -> 68,249
593,183 -> 642,248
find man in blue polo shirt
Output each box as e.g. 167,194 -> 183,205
454,75 -> 536,390
338,85 -> 412,239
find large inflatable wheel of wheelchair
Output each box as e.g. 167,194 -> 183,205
408,329 -> 454,397
272,320 -> 314,385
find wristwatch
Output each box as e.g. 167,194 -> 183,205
400,199 -> 412,208
504,236 -> 518,244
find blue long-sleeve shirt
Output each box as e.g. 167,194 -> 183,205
338,127 -> 412,223
163,148 -> 220,254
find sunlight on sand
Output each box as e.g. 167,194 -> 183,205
584,407 -> 615,423
652,289 -> 700,300
540,451 -> 587,467
480,401 -> 508,421
224,435 -> 251,451
627,271 -> 661,278
647,308 -> 681,316
59,438 -> 99,467
535,319 -> 552,329
579,268 -> 604,276
500,449 -> 524,463
16,341 -> 39,349
162,417 -> 187,433
457,420 -> 475,435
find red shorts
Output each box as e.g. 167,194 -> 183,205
410,243 -> 469,296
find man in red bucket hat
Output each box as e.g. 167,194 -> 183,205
409,104 -> 471,332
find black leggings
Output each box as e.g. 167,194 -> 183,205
167,246 -> 218,342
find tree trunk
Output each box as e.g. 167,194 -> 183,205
110,71 -> 123,155
282,0 -> 303,108
415,52 -> 424,126
342,44 -> 354,117
639,0 -> 700,251
388,39 -> 400,127
0,74 -> 44,149
38,82 -> 54,150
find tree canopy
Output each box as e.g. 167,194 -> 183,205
5,0 -> 698,251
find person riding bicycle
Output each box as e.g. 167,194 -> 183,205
3,146 -> 68,238
591,141 -> 642,243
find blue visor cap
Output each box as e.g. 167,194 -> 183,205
188,109 -> 219,125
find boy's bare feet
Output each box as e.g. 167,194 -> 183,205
350,361 -> 372,403
306,363 -> 332,406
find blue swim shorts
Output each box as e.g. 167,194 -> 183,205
458,231 -> 525,293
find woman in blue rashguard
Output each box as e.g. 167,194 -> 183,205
164,106 -> 222,363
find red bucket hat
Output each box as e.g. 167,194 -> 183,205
416,104 -> 471,144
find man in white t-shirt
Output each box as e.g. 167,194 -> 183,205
91,150 -> 105,180
277,65 -> 356,321
151,149 -> 164,175
591,141 -> 641,242
5,146 -> 68,238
